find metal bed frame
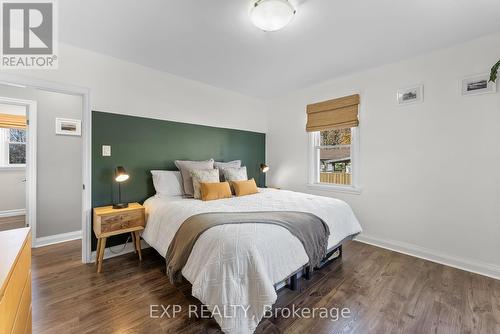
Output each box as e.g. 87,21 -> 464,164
287,243 -> 343,291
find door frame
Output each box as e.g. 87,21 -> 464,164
0,73 -> 92,263
0,96 -> 37,241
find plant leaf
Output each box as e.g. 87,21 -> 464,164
490,59 -> 500,83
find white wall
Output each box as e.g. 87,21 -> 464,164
267,32 -> 500,278
0,169 -> 25,212
6,42 -> 268,133
0,103 -> 25,115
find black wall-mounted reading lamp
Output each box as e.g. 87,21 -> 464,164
259,163 -> 269,187
260,163 -> 269,173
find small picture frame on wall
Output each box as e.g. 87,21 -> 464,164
461,73 -> 496,96
55,118 -> 81,136
397,85 -> 423,105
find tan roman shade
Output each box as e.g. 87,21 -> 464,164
306,94 -> 360,132
0,113 -> 26,129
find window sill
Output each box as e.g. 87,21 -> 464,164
307,183 -> 362,195
0,166 -> 26,171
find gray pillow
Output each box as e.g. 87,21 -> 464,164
222,166 -> 248,182
174,159 -> 214,196
214,160 -> 242,181
190,169 -> 220,199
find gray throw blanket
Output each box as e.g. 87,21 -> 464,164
165,211 -> 330,283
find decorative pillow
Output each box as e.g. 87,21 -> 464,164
214,160 -> 242,181
200,182 -> 232,201
174,159 -> 214,196
190,169 -> 220,199
150,170 -> 184,196
222,166 -> 247,182
231,178 -> 258,197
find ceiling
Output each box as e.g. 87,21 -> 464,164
59,0 -> 500,98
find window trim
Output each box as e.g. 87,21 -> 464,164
0,166 -> 25,171
307,127 -> 361,194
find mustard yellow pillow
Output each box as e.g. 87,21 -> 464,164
200,182 -> 232,201
231,179 -> 258,197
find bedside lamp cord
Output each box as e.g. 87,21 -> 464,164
108,234 -> 131,254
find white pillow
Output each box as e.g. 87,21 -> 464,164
190,169 -> 220,199
151,170 -> 184,196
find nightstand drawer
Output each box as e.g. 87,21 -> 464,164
101,210 -> 143,225
100,210 -> 144,233
93,203 -> 145,237
101,217 -> 143,233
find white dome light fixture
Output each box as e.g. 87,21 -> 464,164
250,0 -> 296,32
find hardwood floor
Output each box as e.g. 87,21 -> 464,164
0,214 -> 26,231
31,240 -> 500,334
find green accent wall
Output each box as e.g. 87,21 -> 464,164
92,111 -> 266,249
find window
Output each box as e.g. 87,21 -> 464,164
306,93 -> 360,192
310,127 -> 357,188
319,128 -> 351,175
0,128 -> 26,166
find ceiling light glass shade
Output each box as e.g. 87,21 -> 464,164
250,0 -> 296,32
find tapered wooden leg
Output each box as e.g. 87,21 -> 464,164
95,238 -> 101,266
131,232 -> 137,253
134,231 -> 142,261
97,237 -> 107,273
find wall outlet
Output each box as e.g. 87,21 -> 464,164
102,145 -> 111,157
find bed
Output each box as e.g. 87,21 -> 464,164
142,188 -> 362,334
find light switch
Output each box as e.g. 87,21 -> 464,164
102,145 -> 111,157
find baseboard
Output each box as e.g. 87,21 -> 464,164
355,234 -> 500,281
34,230 -> 82,248
91,239 -> 150,262
0,209 -> 26,218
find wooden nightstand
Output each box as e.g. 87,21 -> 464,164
93,202 -> 145,273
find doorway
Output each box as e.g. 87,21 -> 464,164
0,76 -> 90,260
0,97 -> 36,235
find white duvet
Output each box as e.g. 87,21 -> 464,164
142,188 -> 362,334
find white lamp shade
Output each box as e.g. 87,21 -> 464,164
250,0 -> 296,32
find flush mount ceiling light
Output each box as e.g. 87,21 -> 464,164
250,0 -> 296,32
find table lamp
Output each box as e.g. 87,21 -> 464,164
113,166 -> 129,209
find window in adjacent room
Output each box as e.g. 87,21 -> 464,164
0,111 -> 27,167
306,94 -> 360,191
7,128 -> 26,165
